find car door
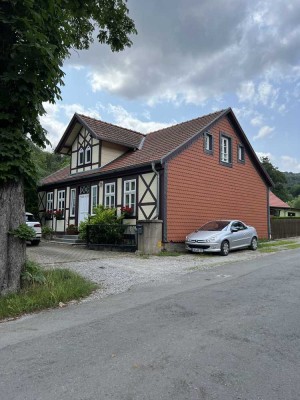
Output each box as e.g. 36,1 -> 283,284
230,221 -> 246,248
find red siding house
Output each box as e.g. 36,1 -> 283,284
38,108 -> 272,248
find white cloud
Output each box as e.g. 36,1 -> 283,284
39,104 -> 66,148
256,152 -> 274,162
237,81 -> 255,103
253,125 -> 274,140
257,82 -> 278,107
103,104 -> 174,133
61,104 -> 101,120
40,102 -> 102,148
65,0 -> 300,107
280,156 -> 300,172
250,115 -> 263,126
89,70 -> 130,93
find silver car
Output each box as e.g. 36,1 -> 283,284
185,220 -> 258,256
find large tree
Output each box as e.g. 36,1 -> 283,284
0,0 -> 136,294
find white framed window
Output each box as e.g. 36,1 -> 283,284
85,146 -> 91,164
79,148 -> 84,165
220,135 -> 231,164
238,144 -> 245,163
91,185 -> 98,214
124,179 -> 136,215
57,190 -> 65,216
104,183 -> 116,208
70,188 -> 76,217
46,192 -> 53,211
204,132 -> 213,153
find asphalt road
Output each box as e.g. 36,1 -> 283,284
1,249 -> 300,400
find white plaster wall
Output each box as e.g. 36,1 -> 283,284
101,142 -> 127,167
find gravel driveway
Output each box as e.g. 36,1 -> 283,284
26,241 -> 277,301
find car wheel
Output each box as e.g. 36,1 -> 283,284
31,240 -> 40,246
220,240 -> 230,256
249,237 -> 258,251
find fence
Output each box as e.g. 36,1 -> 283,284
86,224 -> 137,251
270,218 -> 300,239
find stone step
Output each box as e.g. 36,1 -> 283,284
50,235 -> 85,245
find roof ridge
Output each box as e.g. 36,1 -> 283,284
39,165 -> 69,183
77,114 -> 146,137
146,109 -> 228,136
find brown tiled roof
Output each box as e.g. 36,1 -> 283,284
40,110 -> 227,186
269,192 -> 290,208
99,109 -> 227,172
41,108 -> 272,187
77,114 -> 145,149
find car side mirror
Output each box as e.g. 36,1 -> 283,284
231,227 -> 238,232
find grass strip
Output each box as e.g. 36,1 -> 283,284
158,251 -> 182,257
259,240 -> 295,248
0,268 -> 98,321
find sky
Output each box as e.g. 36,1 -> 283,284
40,0 -> 300,172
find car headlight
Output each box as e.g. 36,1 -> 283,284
186,236 -> 189,241
206,236 -> 217,242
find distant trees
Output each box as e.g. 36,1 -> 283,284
260,157 -> 289,201
25,144 -> 69,216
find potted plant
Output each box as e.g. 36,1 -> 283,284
121,206 -> 133,218
42,226 -> 54,240
66,224 -> 79,235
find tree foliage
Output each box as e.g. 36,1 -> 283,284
0,0 -> 136,294
0,0 -> 136,184
260,157 -> 289,201
24,144 -> 70,215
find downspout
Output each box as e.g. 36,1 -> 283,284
151,162 -> 160,219
267,187 -> 271,240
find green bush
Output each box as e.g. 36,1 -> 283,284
79,205 -> 124,241
9,223 -> 35,241
42,226 -> 54,235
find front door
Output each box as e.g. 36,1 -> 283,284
78,194 -> 89,224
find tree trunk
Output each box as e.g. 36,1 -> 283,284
0,181 -> 26,295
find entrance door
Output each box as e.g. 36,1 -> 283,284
78,194 -> 89,224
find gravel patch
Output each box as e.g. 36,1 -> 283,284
27,238 -> 300,302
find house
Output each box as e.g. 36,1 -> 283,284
270,192 -> 300,218
38,108 -> 273,249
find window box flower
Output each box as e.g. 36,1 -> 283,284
121,206 -> 133,218
53,209 -> 64,220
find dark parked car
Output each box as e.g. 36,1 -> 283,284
185,220 -> 258,256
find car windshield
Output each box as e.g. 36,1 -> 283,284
197,221 -> 230,231
25,214 -> 35,222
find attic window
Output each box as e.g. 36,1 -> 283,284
85,146 -> 91,163
238,144 -> 245,163
220,133 -> 232,166
79,148 -> 84,165
204,132 -> 213,154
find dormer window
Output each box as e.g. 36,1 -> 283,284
85,146 -> 91,164
79,148 -> 84,165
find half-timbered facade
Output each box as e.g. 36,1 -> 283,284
38,108 -> 273,244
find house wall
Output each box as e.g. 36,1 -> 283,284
166,115 -> 269,241
274,208 -> 300,218
101,142 -> 127,167
38,171 -> 158,233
